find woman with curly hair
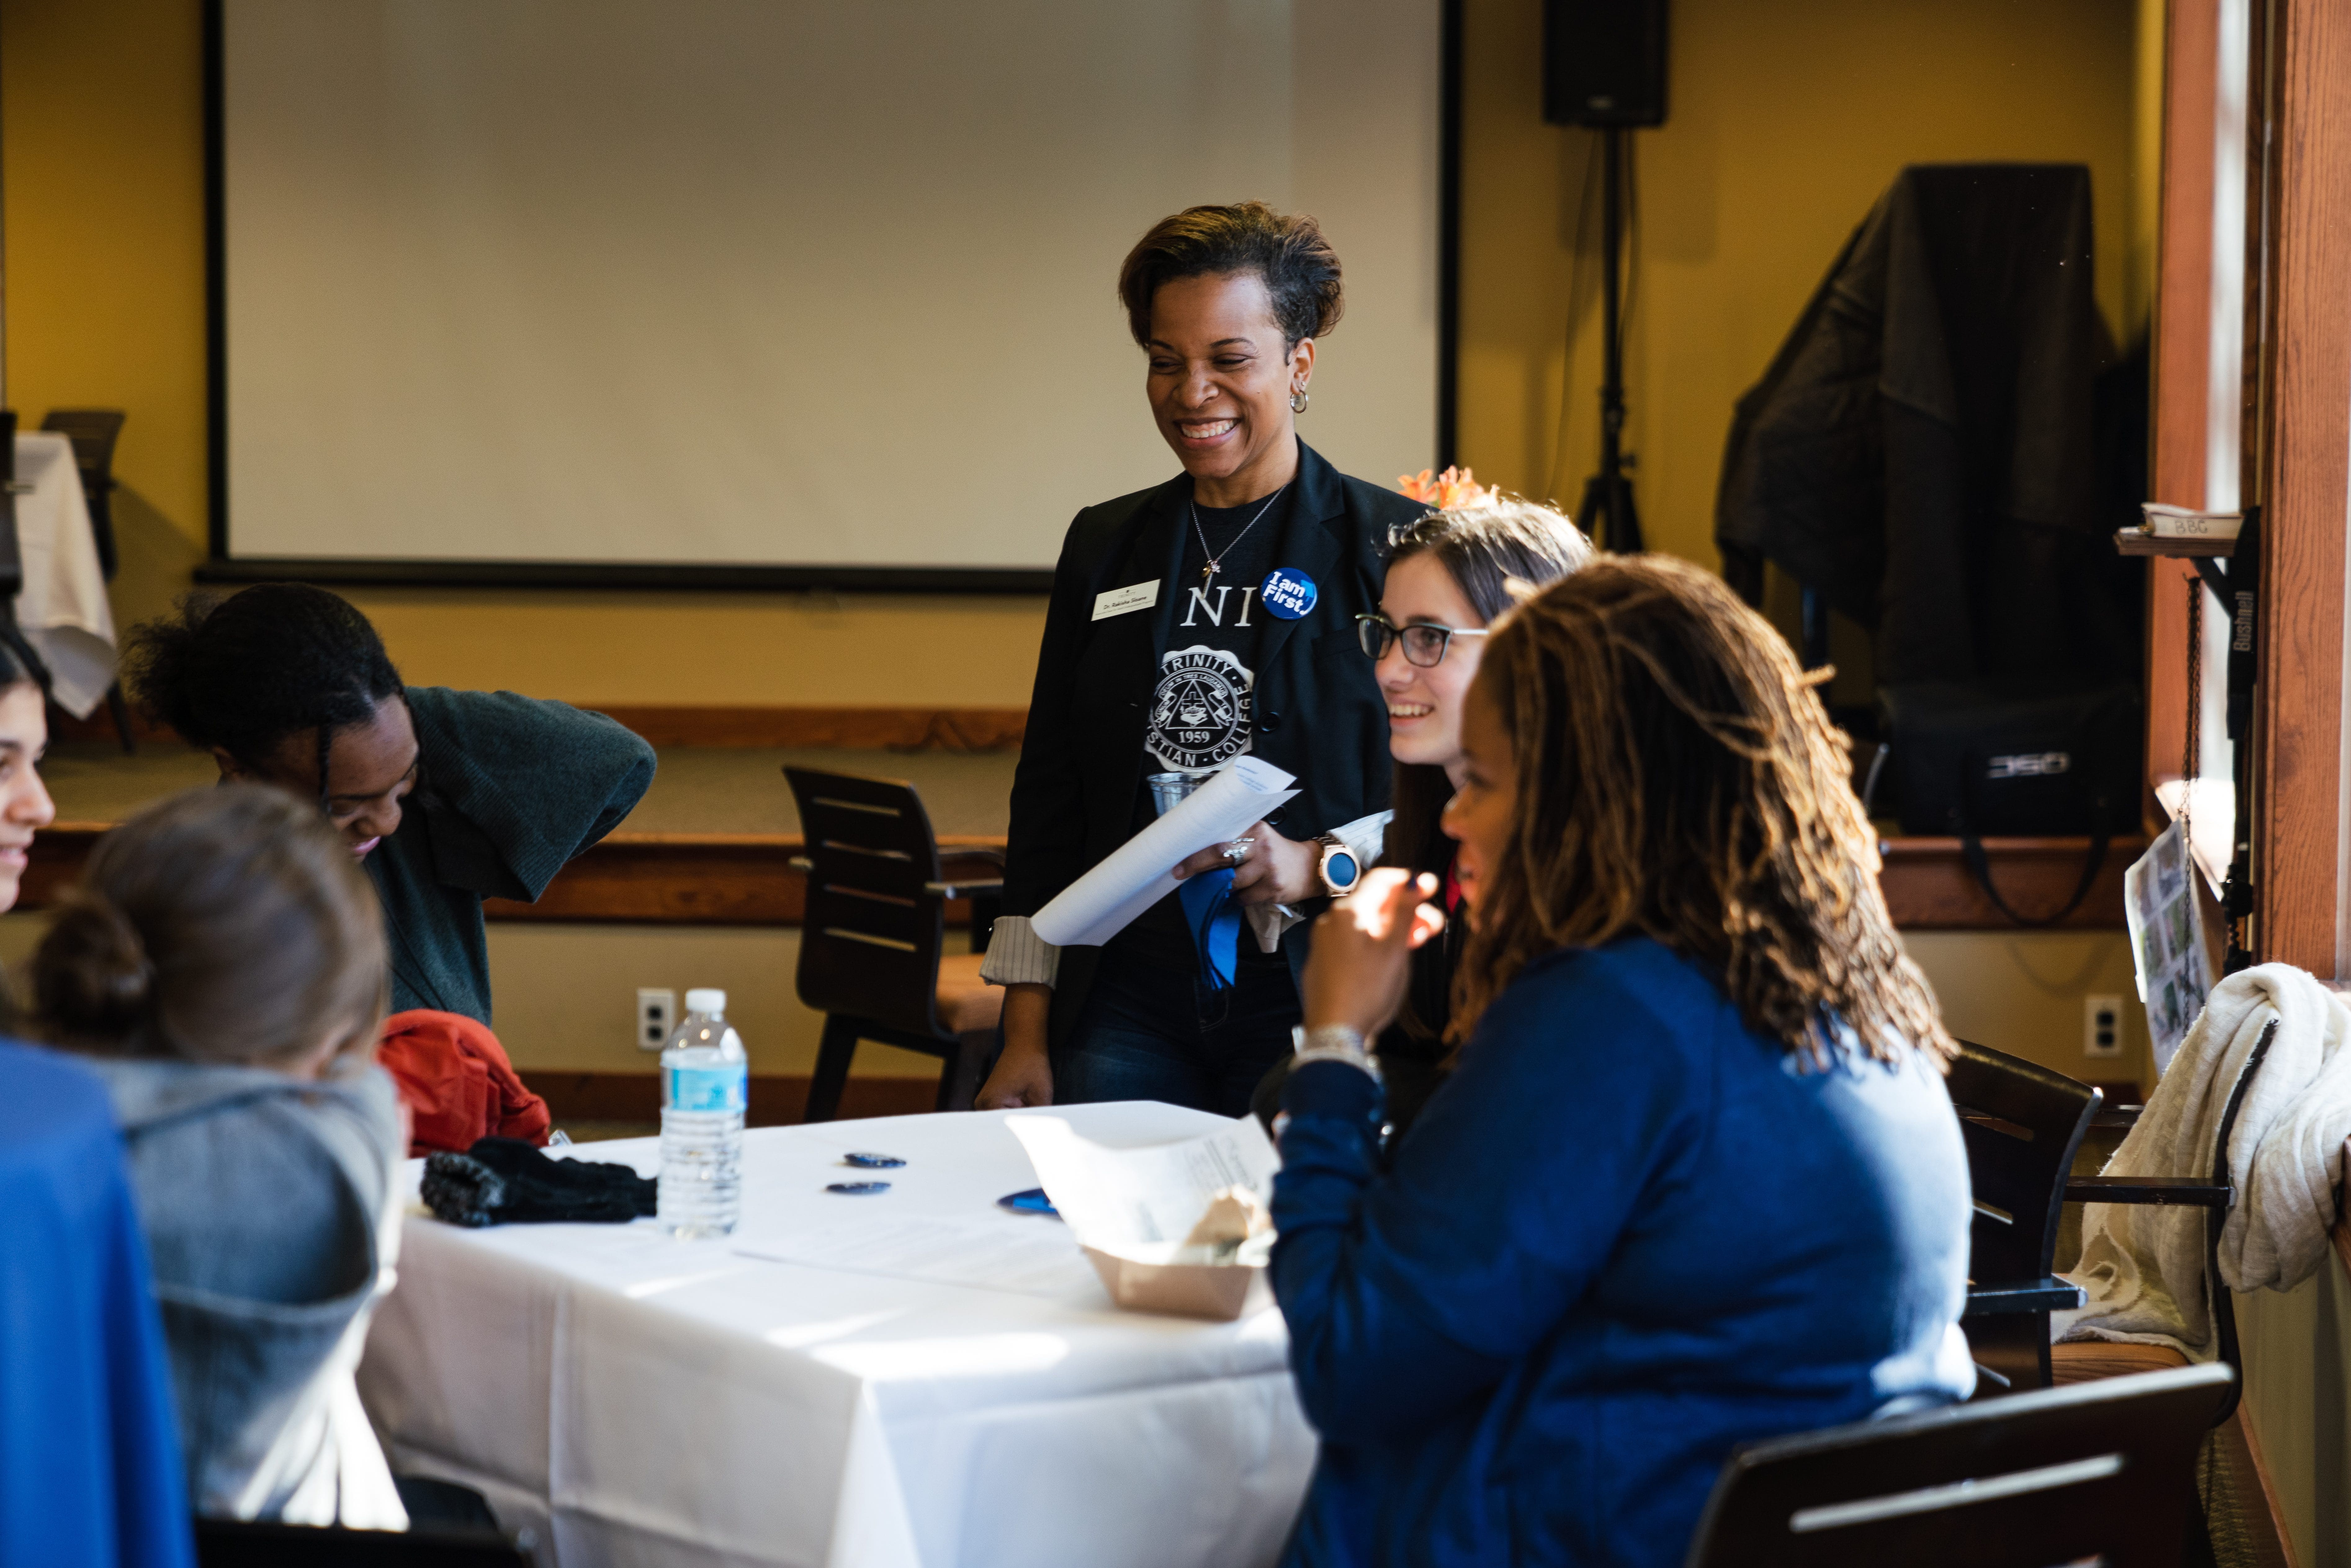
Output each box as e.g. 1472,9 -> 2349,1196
1270,555 -> 1973,1567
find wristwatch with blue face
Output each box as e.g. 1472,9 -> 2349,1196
1315,834 -> 1362,897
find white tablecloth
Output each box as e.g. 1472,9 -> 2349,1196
357,1105 -> 1316,1568
11,432 -> 115,719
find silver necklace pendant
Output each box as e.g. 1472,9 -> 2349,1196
1191,483 -> 1287,593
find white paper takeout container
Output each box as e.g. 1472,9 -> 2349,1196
1079,1241 -> 1272,1321
1005,1113 -> 1281,1321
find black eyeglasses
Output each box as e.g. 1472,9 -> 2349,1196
1356,613 -> 1489,668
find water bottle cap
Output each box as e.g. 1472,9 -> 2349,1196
685,988 -> 727,1015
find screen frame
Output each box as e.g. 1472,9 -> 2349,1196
197,0 -> 1464,595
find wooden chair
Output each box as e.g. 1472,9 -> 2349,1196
785,767 -> 1005,1122
1685,1361 -> 2232,1567
2050,1019 -> 2276,1424
195,1516 -> 530,1565
1946,1040 -> 2101,1395
1952,1035 -> 2262,1425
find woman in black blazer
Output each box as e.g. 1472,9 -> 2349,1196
977,202 -> 1422,1116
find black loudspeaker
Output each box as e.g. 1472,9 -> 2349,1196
1542,0 -> 1668,127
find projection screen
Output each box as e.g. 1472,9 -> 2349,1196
215,0 -> 1444,581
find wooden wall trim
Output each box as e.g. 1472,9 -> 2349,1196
49,703 -> 1029,753
15,822 -> 2130,932
1874,837 -> 2138,931
2146,0 -> 2222,824
2255,0 -> 2351,972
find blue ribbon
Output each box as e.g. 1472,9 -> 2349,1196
1178,866 -> 1242,991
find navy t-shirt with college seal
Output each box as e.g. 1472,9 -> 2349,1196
1114,486 -> 1292,967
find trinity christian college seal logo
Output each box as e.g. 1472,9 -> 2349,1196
1147,646 -> 1254,772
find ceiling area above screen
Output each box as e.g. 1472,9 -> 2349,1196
215,0 -> 1442,580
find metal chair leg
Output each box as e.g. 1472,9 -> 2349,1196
104,683 -> 135,754
804,1014 -> 862,1123
938,1028 -> 995,1112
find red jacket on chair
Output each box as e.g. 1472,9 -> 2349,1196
377,1009 -> 552,1155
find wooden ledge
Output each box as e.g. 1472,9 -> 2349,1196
15,823 -> 2133,931
1876,836 -> 2138,930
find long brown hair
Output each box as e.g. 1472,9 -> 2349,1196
1451,554 -> 1950,1068
30,783 -> 388,1069
1381,497 -> 1594,883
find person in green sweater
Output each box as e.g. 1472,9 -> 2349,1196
121,585 -> 656,1024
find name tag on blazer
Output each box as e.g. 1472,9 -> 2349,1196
1092,579 -> 1159,621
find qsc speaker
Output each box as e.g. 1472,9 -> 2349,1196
1542,0 -> 1668,127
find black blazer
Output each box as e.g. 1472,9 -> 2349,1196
1004,440 -> 1423,1050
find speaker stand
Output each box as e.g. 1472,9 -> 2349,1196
1576,126 -> 1645,554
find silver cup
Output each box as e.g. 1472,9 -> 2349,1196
1146,771 -> 1198,817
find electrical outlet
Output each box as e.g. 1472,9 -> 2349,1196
2084,994 -> 2124,1059
637,988 -> 677,1052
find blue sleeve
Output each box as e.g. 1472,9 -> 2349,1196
1270,948 -> 1713,1443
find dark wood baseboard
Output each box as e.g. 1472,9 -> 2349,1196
526,1069 -> 939,1128
47,702 -> 1027,753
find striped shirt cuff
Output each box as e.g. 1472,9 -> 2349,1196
978,915 -> 1060,988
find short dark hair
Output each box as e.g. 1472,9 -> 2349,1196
121,585 -> 404,769
31,783 -> 388,1068
1117,202 -> 1344,350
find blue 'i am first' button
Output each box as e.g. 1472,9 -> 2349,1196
1259,568 -> 1318,620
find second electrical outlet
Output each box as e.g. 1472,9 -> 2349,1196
638,988 -> 677,1051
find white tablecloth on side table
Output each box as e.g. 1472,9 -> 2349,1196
10,432 -> 115,719
357,1104 -> 1316,1568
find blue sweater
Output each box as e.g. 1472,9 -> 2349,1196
1272,937 -> 1973,1567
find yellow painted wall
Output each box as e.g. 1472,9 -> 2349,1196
2,1 -> 2154,1084
7,0 -> 2147,679
1457,0 -> 2144,569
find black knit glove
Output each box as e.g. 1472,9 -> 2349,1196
421,1136 -> 657,1227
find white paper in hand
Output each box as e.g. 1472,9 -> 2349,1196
1030,757 -> 1299,948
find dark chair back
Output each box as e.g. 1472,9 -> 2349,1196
40,408 -> 124,579
785,767 -> 950,1039
1945,1040 -> 2099,1393
0,410 -> 23,605
1684,1362 -> 2232,1568
196,1516 -> 529,1565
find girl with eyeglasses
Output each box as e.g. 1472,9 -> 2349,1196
1257,496 -> 1592,1136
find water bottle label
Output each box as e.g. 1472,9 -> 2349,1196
667,1062 -> 746,1113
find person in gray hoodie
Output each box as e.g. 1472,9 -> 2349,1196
28,783 -> 410,1529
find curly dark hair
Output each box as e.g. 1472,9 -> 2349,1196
120,585 -> 404,779
1117,202 -> 1344,349
1452,554 -> 1952,1071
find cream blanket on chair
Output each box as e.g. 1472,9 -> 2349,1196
2061,964 -> 2351,1358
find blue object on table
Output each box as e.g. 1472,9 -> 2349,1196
841,1152 -> 905,1169
997,1188 -> 1059,1216
826,1181 -> 892,1195
0,1041 -> 195,1568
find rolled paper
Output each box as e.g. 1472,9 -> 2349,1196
1030,757 -> 1298,948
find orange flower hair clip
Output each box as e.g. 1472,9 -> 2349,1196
1397,465 -> 1492,510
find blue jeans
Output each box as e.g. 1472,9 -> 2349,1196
1058,949 -> 1300,1117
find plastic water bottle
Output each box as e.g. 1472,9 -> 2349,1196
658,988 -> 747,1237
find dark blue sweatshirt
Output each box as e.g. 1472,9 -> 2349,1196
1272,937 -> 1973,1567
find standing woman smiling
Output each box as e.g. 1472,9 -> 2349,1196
977,202 -> 1420,1114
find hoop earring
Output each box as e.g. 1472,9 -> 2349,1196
1290,387 -> 1310,414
